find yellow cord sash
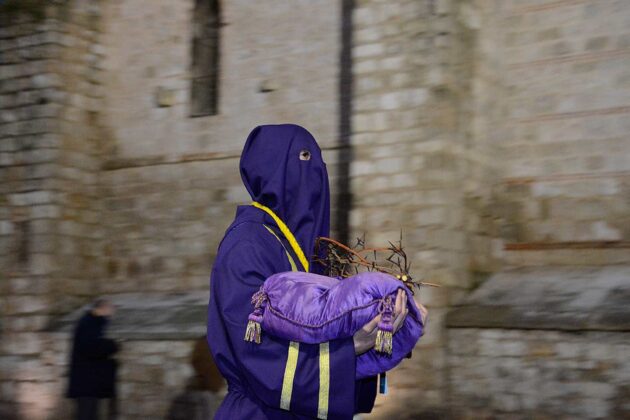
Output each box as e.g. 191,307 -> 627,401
251,201 -> 309,272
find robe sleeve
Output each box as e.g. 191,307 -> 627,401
210,230 -> 358,419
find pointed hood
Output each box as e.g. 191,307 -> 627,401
239,124 -> 330,264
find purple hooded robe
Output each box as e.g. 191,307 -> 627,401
207,124 -> 377,419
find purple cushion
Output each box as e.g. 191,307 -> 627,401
245,271 -> 424,379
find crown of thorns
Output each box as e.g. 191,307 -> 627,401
311,232 -> 439,295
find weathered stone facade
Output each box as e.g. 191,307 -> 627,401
349,0 -> 502,413
448,329 -> 629,419
1,0 -> 629,419
97,0 -> 346,297
447,266 -> 630,419
1,1 -> 105,417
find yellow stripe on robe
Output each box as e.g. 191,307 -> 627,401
318,342 -> 330,419
262,223 -> 301,411
280,341 -> 300,411
260,211 -> 330,418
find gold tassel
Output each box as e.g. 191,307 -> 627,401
244,320 -> 262,344
375,330 -> 393,355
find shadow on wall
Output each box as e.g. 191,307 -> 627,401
165,335 -> 226,420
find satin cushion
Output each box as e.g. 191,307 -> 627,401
247,271 -> 424,379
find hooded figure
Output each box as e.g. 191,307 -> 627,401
207,124 -> 377,419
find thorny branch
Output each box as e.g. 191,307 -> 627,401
312,232 -> 440,295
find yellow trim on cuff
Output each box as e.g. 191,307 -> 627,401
252,201 -> 309,272
280,341 -> 300,411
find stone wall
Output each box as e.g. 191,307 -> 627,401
98,147 -> 353,294
444,265 -> 630,420
439,1 -> 630,418
115,339 -> 199,419
24,335 -> 204,420
0,1 -> 104,417
496,0 -> 630,250
349,0 -> 501,415
52,0 -> 106,314
97,0 -> 349,295
1,0 -> 350,417
448,328 -> 629,419
99,0 -> 341,157
1,0 -> 630,419
351,0 -> 630,417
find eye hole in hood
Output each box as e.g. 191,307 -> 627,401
299,149 -> 311,161
239,124 -> 330,263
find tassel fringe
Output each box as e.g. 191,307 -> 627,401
244,320 -> 262,344
374,294 -> 395,355
375,329 -> 393,355
245,289 -> 267,344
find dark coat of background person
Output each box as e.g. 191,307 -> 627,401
165,336 -> 225,420
66,311 -> 120,399
190,335 -> 225,392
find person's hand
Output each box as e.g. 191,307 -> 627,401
353,289 -> 409,355
392,288 -> 409,333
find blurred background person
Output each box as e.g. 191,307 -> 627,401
190,334 -> 226,396
166,335 -> 226,420
66,298 -> 120,420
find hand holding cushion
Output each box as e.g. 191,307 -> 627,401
354,289 -> 409,355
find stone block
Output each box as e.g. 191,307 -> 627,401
7,296 -> 49,314
353,43 -> 385,59
1,333 -> 43,355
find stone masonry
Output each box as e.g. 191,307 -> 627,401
1,1 -> 105,417
349,0 -> 501,415
348,0 -> 629,418
1,0 -> 629,419
447,265 -> 630,419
